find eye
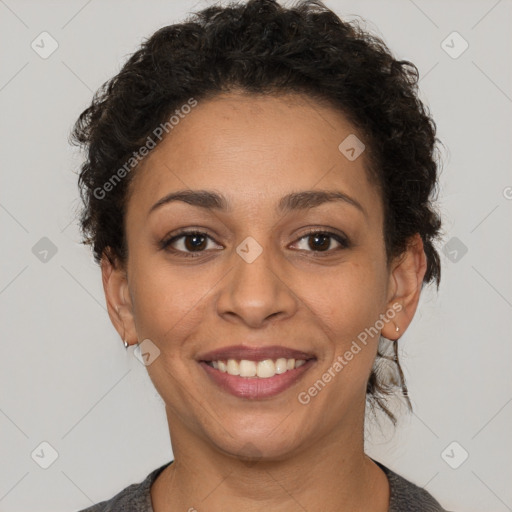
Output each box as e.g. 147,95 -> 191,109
160,228 -> 350,258
291,229 -> 350,254
160,230 -> 222,257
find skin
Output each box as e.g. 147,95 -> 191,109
102,91 -> 427,512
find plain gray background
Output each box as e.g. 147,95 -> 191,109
1,0 -> 511,510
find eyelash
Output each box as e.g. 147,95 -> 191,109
159,228 -> 351,258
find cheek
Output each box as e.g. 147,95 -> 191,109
128,263 -> 221,354
128,267 -> 209,397
315,259 -> 387,331
304,260 -> 388,381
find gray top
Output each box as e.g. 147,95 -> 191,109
76,459 -> 451,512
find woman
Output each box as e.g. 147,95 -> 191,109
72,0 -> 449,510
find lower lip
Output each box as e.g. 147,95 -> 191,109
199,360 -> 316,399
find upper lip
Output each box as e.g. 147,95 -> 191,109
197,344 -> 316,362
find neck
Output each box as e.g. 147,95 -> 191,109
151,405 -> 389,512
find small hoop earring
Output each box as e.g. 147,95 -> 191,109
123,340 -> 129,349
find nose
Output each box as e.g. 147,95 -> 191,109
216,238 -> 299,329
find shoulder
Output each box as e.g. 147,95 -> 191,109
373,459 -> 453,512
73,461 -> 173,512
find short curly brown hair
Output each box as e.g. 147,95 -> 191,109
71,0 -> 442,424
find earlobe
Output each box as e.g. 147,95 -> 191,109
381,233 -> 427,340
101,252 -> 137,346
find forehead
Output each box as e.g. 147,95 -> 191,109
127,92 -> 380,218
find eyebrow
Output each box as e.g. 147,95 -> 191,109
148,189 -> 366,216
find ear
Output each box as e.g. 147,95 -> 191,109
101,251 -> 137,347
381,233 -> 427,341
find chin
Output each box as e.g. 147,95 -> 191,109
205,415 -> 311,463
217,436 -> 302,464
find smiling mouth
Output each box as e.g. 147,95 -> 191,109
198,354 -> 317,400
197,344 -> 317,399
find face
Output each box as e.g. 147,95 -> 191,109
103,92 -> 424,462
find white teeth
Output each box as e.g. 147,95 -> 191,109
227,358 -> 240,375
239,359 -> 257,377
275,358 -> 288,374
256,359 -> 275,378
208,358 -> 309,378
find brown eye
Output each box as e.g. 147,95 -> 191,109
292,230 -> 349,253
160,231 -> 222,256
307,233 -> 331,251
182,233 -> 208,252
